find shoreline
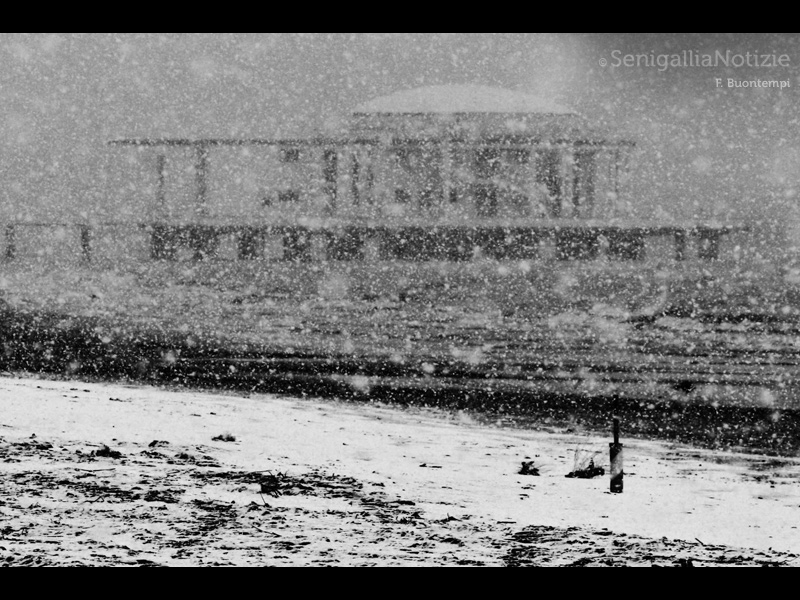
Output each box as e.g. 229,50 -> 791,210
3,303 -> 800,457
2,375 -> 799,566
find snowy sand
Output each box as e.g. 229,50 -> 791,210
2,375 -> 799,567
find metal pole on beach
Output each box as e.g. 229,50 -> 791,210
610,418 -> 624,494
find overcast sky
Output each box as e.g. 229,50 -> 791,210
2,33 -> 799,223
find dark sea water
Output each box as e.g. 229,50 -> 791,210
4,257 -> 800,455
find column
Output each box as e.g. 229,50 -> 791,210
156,154 -> 167,220
674,230 -> 688,262
195,145 -> 210,219
79,226 -> 92,263
5,225 -> 17,261
323,149 -> 338,214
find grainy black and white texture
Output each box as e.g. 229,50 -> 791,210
2,33 -> 800,567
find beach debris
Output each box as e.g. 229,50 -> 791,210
519,461 -> 540,476
394,511 -> 423,524
143,490 -> 183,504
93,445 -> 124,460
148,440 -> 170,448
212,434 -> 237,443
672,381 -> 698,395
566,459 -> 605,480
259,472 -> 288,500
566,449 -> 605,479
436,514 -> 461,524
170,453 -> 220,468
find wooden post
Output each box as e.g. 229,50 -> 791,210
79,226 -> 92,263
323,149 -> 338,214
5,225 -> 17,261
442,140 -> 453,210
674,230 -> 688,262
612,149 -> 621,218
610,418 -> 624,494
351,151 -> 361,206
195,145 -> 210,219
156,154 -> 167,220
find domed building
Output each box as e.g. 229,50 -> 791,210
104,85 -> 731,263
342,85 -> 634,260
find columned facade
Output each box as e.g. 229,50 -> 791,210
100,86 -> 741,263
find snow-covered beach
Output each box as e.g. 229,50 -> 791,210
2,375 -> 799,566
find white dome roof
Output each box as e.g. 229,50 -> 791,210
355,85 -> 572,115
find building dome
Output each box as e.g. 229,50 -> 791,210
354,85 -> 572,115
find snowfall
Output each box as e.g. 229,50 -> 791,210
3,32 -> 800,568
2,374 -> 799,567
